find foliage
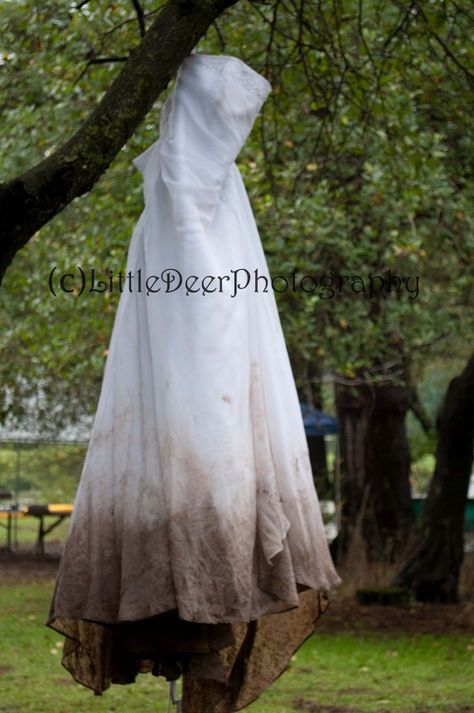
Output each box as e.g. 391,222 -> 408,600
238,0 -> 474,395
0,0 -> 473,429
0,1 -> 163,429
0,443 -> 85,502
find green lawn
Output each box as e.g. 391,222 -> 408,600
0,582 -> 473,712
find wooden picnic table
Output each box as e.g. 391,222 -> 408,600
0,503 -> 73,555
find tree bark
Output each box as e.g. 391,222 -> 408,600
332,377 -> 415,563
0,0 -> 237,285
393,353 -> 474,602
308,435 -> 332,499
299,362 -> 331,497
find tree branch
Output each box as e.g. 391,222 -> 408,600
413,0 -> 474,88
0,0 -> 238,285
87,55 -> 130,63
130,0 -> 147,37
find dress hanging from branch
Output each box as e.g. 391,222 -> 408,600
46,53 -> 340,710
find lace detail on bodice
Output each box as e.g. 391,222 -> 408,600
194,54 -> 271,105
158,54 -> 271,144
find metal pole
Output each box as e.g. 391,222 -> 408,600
14,447 -> 21,550
334,434 -> 342,533
167,679 -> 182,713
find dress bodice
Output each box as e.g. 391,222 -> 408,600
134,54 -> 272,228
135,54 -> 271,181
159,54 -> 271,142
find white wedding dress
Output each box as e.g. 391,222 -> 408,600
47,53 -> 340,707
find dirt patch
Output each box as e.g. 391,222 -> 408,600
0,545 -> 61,584
0,545 -> 473,635
293,701 -> 359,713
294,700 -> 365,713
53,677 -> 75,686
315,593 -> 474,635
415,709 -> 474,713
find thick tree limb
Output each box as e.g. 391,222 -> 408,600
0,0 -> 238,285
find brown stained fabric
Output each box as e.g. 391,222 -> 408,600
183,589 -> 329,711
47,589 -> 328,709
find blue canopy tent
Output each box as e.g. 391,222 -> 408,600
300,403 -> 340,536
300,402 -> 339,437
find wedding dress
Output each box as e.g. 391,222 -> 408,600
47,53 -> 340,709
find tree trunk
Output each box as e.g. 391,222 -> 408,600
299,362 -> 331,497
0,0 -> 237,285
308,435 -> 332,499
333,378 -> 414,563
393,353 -> 474,602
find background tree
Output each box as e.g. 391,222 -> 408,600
0,0 -> 237,282
1,0 -> 473,591
249,0 -> 474,562
393,352 -> 474,602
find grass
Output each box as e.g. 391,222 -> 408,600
260,633 -> 474,712
0,582 -> 473,712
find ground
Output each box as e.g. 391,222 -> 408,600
0,545 -> 473,712
1,547 -> 473,636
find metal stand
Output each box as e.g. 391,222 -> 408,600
167,679 -> 182,713
334,434 -> 342,532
